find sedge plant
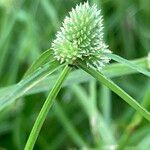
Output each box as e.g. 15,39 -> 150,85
25,2 -> 150,149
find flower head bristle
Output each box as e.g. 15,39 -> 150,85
51,2 -> 111,70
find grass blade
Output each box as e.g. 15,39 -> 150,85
105,53 -> 150,77
0,60 -> 61,110
118,86 -> 150,148
0,49 -> 58,110
24,49 -> 54,78
78,61 -> 150,121
0,57 -> 149,110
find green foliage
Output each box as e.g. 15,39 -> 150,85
0,0 -> 150,149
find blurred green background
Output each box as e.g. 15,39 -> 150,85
0,0 -> 150,149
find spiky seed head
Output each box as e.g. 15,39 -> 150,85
51,2 -> 111,70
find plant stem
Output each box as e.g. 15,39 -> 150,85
118,87 -> 150,149
25,65 -> 71,150
78,61 -> 150,121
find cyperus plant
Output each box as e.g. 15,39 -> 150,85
25,2 -> 150,150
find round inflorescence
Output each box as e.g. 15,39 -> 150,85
51,2 -> 111,70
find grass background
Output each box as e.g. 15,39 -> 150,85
0,0 -> 150,149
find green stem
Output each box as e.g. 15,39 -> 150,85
118,87 -> 150,149
25,65 -> 71,150
78,61 -> 150,121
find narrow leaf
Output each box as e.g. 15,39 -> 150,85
24,49 -> 54,78
0,60 -> 61,110
0,57 -> 149,109
78,61 -> 150,121
105,53 -> 150,77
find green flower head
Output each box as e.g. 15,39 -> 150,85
52,2 -> 111,70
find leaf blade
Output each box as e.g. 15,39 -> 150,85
24,49 -> 54,78
0,60 -> 61,110
106,53 -> 150,77
78,61 -> 150,121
